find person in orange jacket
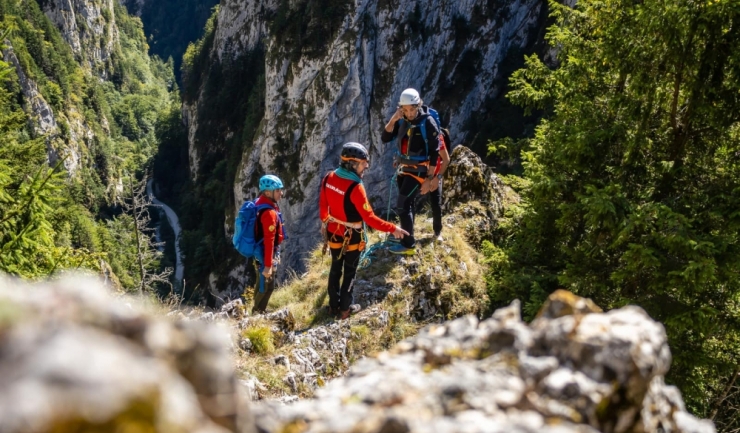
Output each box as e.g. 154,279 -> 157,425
252,175 -> 285,314
319,143 -> 408,320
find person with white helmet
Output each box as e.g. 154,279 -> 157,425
381,88 -> 441,255
251,174 -> 286,313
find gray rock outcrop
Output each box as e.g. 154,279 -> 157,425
2,42 -> 83,173
0,275 -> 255,433
42,0 -> 119,77
0,275 -> 714,432
252,290 -> 715,433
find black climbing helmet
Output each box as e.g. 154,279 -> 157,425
341,142 -> 369,162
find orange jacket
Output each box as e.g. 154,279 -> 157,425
255,195 -> 283,267
319,171 -> 395,238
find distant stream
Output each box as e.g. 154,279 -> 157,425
146,179 -> 184,287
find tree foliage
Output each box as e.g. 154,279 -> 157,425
0,53 -> 99,276
0,0 -> 178,293
486,0 -> 740,423
124,0 -> 219,83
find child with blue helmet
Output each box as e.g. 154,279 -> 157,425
251,174 -> 285,313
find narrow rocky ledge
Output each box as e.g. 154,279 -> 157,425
0,276 -> 715,433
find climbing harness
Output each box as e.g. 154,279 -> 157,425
323,168 -> 369,261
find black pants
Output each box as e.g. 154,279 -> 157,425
327,232 -> 361,312
252,260 -> 275,313
396,174 -> 422,248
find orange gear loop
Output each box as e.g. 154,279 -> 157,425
327,221 -> 366,259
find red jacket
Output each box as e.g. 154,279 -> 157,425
255,195 -> 283,267
319,171 -> 395,237
433,139 -> 446,176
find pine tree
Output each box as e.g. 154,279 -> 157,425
490,0 -> 740,422
0,45 -> 99,277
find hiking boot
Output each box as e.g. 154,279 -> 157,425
434,232 -> 444,243
338,304 -> 361,320
389,244 -> 415,256
326,305 -> 340,318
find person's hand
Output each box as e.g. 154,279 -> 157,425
430,177 -> 440,192
391,225 -> 409,239
420,178 -> 432,195
391,107 -> 404,122
262,266 -> 273,278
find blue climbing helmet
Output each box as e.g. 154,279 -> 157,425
259,174 -> 284,192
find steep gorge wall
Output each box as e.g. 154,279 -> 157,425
4,0 -> 120,174
41,0 -> 119,77
184,0 -> 546,292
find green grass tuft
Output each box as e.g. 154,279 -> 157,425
243,326 -> 275,355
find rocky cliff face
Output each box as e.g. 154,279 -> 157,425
41,0 -> 119,77
0,275 -> 715,433
1,0 -> 122,174
3,42 -> 88,173
185,0 -> 546,282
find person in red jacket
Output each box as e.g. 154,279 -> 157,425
319,143 -> 408,320
252,175 -> 285,314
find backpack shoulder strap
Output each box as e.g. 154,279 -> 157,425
346,181 -> 359,197
419,113 -> 434,158
343,181 -> 361,216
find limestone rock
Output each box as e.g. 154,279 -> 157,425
251,293 -> 714,433
42,0 -> 120,77
536,289 -> 603,320
0,276 -> 713,432
443,145 -> 508,215
0,275 -> 256,433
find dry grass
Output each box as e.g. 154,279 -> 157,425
233,203 -> 491,399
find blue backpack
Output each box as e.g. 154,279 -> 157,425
398,107 -> 443,162
232,201 -> 281,260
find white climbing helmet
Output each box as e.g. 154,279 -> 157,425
398,88 -> 421,106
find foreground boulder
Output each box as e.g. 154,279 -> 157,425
252,290 -> 715,433
0,275 -> 255,433
0,276 -> 715,433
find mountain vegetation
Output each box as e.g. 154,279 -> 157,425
485,0 -> 740,428
2,0 -> 739,429
0,0 -> 176,291
123,0 -> 219,82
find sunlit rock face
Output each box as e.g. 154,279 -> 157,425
252,290 -> 716,433
2,43 -> 86,173
41,0 -> 120,77
184,0 -> 546,282
0,275 -> 255,433
0,276 -> 713,432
